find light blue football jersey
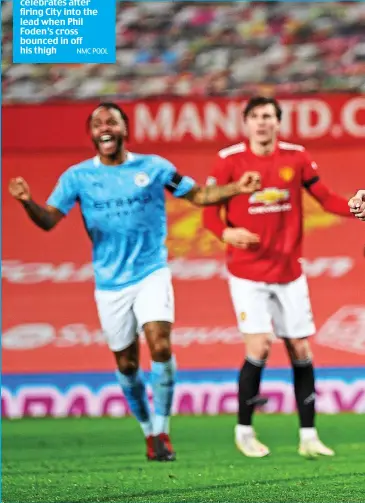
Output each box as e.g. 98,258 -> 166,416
47,153 -> 196,290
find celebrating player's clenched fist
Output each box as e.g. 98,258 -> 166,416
348,190 -> 365,221
9,177 -> 31,202
237,171 -> 261,194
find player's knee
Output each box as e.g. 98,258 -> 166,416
256,340 -> 271,361
286,338 -> 311,362
117,358 -> 138,375
245,333 -> 272,361
144,322 -> 172,362
114,347 -> 139,375
150,338 -> 171,362
149,331 -> 172,362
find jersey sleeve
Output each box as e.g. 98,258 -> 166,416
300,149 -> 350,216
46,168 -> 79,215
300,150 -> 320,189
158,157 -> 196,198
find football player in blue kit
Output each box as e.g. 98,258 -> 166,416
9,103 -> 260,462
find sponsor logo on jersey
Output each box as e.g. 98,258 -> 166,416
249,188 -> 289,206
248,188 -> 291,215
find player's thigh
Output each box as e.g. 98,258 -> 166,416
271,275 -> 316,339
134,268 -> 174,360
94,287 -> 138,352
134,267 -> 175,328
228,274 -> 272,334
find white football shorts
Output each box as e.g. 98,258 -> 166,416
94,267 -> 174,352
228,273 -> 316,338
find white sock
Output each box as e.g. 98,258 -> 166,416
153,415 -> 169,436
235,425 -> 254,438
140,421 -> 153,438
300,427 -> 318,442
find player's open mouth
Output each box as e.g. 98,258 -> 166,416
99,134 -> 116,150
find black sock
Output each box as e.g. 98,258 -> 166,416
292,358 -> 315,428
238,357 -> 265,426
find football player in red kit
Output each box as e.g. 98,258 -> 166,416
203,96 -> 355,459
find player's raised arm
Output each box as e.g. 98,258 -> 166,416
183,171 -> 260,206
348,190 -> 365,221
160,155 -> 260,205
9,177 -> 64,231
9,168 -> 79,231
301,151 -> 352,217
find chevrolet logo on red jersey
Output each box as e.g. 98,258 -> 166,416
249,188 -> 290,206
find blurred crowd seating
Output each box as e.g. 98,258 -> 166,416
2,1 -> 365,103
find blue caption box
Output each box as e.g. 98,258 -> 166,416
13,0 -> 116,64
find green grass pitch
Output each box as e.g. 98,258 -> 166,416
2,414 -> 364,503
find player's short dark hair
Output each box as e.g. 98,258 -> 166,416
243,96 -> 282,121
86,102 -> 129,136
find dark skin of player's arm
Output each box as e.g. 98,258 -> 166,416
8,177 -> 64,230
20,200 -> 64,230
181,171 -> 261,206
183,183 -> 241,206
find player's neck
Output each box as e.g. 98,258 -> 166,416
99,148 -> 128,166
249,139 -> 276,157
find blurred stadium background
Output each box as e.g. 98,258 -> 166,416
2,1 -> 365,421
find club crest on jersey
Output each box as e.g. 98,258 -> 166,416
279,166 -> 294,182
134,172 -> 150,187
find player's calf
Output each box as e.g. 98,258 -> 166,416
285,338 -> 316,430
114,344 -> 153,440
235,356 -> 270,458
237,334 -> 271,426
285,338 -> 336,457
235,334 -> 272,458
144,322 -> 177,460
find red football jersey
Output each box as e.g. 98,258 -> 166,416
203,141 -> 325,284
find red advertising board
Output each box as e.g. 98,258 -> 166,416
2,98 -> 365,375
3,94 -> 365,152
